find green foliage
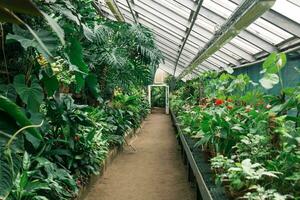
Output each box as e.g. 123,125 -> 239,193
260,52 -> 287,90
0,0 -> 156,199
67,37 -> 89,92
6,25 -> 59,61
13,75 -> 44,112
0,95 -> 42,142
151,87 -> 165,107
170,58 -> 300,198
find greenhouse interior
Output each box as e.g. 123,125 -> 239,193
1,0 -> 300,199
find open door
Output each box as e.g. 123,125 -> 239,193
148,84 -> 169,114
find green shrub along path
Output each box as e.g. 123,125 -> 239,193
85,108 -> 195,200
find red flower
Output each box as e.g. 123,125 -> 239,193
227,105 -> 233,110
215,99 -> 224,106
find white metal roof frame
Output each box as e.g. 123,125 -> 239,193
97,0 -> 300,79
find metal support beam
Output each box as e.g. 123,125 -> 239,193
105,0 -> 125,21
178,0 -> 276,79
125,0 -> 138,23
200,7 -> 277,53
92,1 -> 106,17
230,0 -> 300,38
173,0 -> 204,76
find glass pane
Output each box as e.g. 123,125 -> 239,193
164,0 -> 191,17
246,23 -> 285,44
287,0 -> 300,7
231,37 -> 262,54
272,0 -> 300,23
219,48 -> 242,60
210,0 -> 238,11
254,18 -> 293,39
195,17 -> 218,33
212,54 -> 230,64
202,0 -> 233,19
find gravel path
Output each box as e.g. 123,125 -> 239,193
85,109 -> 195,200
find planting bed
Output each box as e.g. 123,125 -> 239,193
171,110 -> 228,200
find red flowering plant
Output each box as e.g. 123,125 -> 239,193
170,54 -> 300,198
215,99 -> 224,106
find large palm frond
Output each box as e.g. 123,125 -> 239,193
93,24 -> 113,45
98,47 -> 127,69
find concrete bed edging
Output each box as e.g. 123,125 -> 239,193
75,118 -> 147,200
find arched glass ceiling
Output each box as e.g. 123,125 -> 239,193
95,0 -> 300,79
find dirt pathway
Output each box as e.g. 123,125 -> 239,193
85,109 -> 195,200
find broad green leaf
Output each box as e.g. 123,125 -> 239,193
86,73 -> 100,98
26,182 -> 51,193
263,53 -> 277,74
0,149 -> 13,198
20,171 -> 28,189
7,25 -> 58,61
13,75 -> 43,112
277,52 -> 287,69
51,4 -> 80,25
259,73 -> 279,89
40,69 -> 59,96
25,23 -> 54,61
263,52 -> 287,74
67,37 -> 89,92
41,11 -> 65,46
282,87 -> 296,96
0,95 -> 42,141
24,133 -> 41,149
231,124 -> 244,132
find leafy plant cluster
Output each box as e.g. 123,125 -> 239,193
171,53 -> 300,199
0,0 -> 157,199
151,86 -> 166,107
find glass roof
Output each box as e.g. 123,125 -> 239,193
96,0 -> 300,78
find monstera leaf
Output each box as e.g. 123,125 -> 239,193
13,75 -> 43,113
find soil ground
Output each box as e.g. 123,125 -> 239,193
85,108 -> 195,200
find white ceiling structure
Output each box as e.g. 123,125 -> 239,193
95,0 -> 300,80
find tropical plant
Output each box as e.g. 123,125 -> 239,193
170,53 -> 300,198
0,0 -> 155,199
